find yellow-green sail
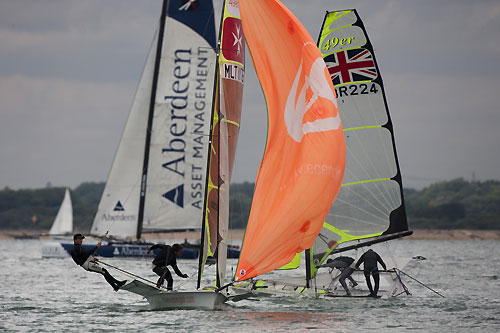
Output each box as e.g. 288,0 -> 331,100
309,9 -> 411,278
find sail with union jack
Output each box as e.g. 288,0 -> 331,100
311,8 -> 411,273
325,48 -> 378,85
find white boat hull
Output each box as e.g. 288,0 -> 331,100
41,242 -> 70,258
232,258 -> 412,299
233,269 -> 408,299
121,280 -> 228,310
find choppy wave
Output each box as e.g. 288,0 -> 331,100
0,239 -> 499,332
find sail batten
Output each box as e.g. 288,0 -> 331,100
311,9 -> 410,268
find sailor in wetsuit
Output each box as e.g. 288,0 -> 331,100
318,256 -> 358,296
70,234 -> 126,291
355,248 -> 387,297
147,243 -> 188,289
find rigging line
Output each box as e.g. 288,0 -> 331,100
336,186 -> 391,224
346,105 -> 397,209
215,281 -> 234,293
98,260 -> 167,289
175,271 -> 197,289
394,269 -> 412,296
395,268 -> 445,298
384,241 -> 398,271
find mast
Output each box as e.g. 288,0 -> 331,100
136,0 -> 169,240
214,0 -> 228,290
303,10 -> 332,286
197,1 -> 224,289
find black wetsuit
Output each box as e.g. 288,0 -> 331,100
71,243 -> 125,290
150,244 -> 186,289
355,249 -> 387,296
319,256 -> 357,295
70,244 -> 98,266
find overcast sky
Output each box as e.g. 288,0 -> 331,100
1,0 -> 499,191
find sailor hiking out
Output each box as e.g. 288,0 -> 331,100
147,243 -> 188,289
70,234 -> 126,291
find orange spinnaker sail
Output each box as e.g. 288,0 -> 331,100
235,0 -> 346,281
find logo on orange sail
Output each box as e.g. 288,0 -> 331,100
284,43 -> 340,143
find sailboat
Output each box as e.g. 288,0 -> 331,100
48,0 -> 237,261
123,0 -> 345,309
230,0 -> 346,284
48,188 -> 73,236
233,9 -> 413,298
119,0 -> 247,309
41,188 -> 74,257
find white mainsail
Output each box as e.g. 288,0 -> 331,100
49,188 -> 73,235
90,3 -> 216,239
119,0 -> 249,310
143,18 -> 216,233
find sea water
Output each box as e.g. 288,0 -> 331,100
0,239 -> 498,332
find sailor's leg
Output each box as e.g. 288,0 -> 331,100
364,270 -> 374,294
101,268 -> 119,289
165,269 -> 173,290
153,266 -> 166,288
345,268 -> 357,286
372,269 -> 380,296
339,269 -> 351,295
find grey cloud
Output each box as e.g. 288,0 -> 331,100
0,0 -> 499,190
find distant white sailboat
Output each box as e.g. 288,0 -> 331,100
41,188 -> 74,258
48,188 -> 73,236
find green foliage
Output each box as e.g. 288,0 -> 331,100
229,182 -> 254,229
404,178 -> 500,230
1,178 -> 499,231
0,183 -> 104,232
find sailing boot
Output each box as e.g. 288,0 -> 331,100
114,280 -> 127,292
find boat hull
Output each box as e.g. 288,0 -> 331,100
42,242 -> 239,260
121,280 -> 228,310
41,242 -> 198,259
232,270 -> 408,299
232,258 -> 412,299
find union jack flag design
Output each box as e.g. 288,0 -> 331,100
325,48 -> 378,85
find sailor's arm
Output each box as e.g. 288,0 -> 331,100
172,263 -> 188,278
355,254 -> 364,269
377,254 -> 387,270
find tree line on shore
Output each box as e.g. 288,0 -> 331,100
0,178 -> 498,232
